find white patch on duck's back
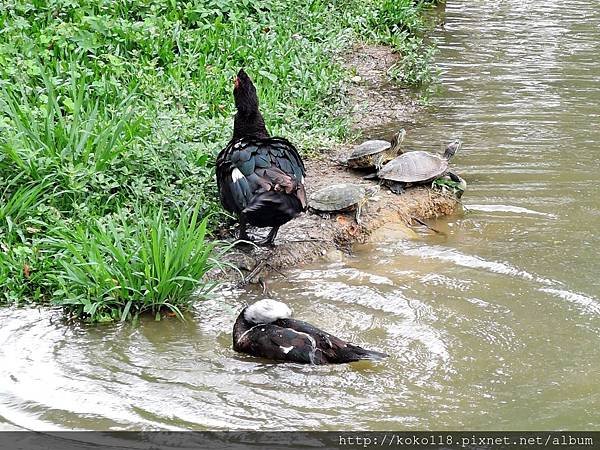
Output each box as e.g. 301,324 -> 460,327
280,345 -> 294,354
244,299 -> 292,324
231,168 -> 245,183
292,330 -> 318,364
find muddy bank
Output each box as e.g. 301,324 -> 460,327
218,185 -> 459,283
212,44 -> 460,283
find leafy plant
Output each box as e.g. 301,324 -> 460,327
390,35 -> 439,85
432,177 -> 465,197
47,205 -> 227,322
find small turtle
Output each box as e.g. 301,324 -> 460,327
347,129 -> 406,170
309,183 -> 379,224
377,139 -> 463,194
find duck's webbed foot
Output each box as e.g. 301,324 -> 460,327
236,217 -> 253,245
256,226 -> 279,247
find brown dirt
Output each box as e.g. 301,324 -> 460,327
209,44 -> 460,283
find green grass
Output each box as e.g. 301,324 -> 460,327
0,0 -> 439,322
47,206 -> 225,322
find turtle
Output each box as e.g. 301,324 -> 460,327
346,129 -> 406,170
308,183 -> 380,224
377,139 -> 463,194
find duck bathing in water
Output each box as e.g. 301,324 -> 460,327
233,299 -> 388,364
216,69 -> 307,246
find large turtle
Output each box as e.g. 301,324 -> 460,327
346,129 -> 406,170
377,139 -> 463,194
309,183 -> 379,224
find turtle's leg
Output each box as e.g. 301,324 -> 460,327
256,226 -> 280,247
447,171 -> 461,182
389,182 -> 406,195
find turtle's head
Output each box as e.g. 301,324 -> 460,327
391,128 -> 407,154
443,138 -> 462,160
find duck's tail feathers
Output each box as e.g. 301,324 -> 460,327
243,190 -> 302,228
349,345 -> 389,361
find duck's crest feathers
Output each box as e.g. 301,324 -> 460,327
244,299 -> 292,324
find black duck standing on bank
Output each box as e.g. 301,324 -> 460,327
216,69 -> 307,246
233,299 -> 388,364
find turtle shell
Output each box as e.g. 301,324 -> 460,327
349,140 -> 391,159
347,140 -> 396,169
378,151 -> 448,183
309,183 -> 369,212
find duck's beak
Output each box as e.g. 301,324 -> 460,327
233,75 -> 240,89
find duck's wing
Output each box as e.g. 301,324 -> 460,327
216,140 -> 253,215
261,137 -> 306,182
216,137 -> 306,215
274,318 -> 388,364
238,323 -> 323,364
274,318 -> 347,352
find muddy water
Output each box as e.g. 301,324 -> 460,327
1,0 -> 600,431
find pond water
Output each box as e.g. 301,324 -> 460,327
1,0 -> 599,431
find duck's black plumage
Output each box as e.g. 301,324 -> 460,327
233,299 -> 388,365
216,69 -> 306,245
